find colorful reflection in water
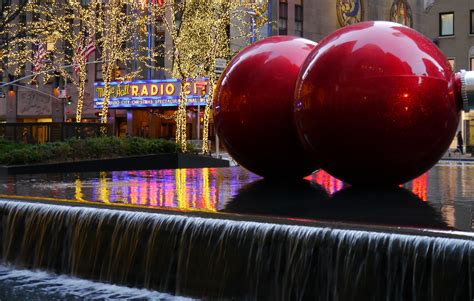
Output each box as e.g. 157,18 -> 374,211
308,170 -> 428,201
68,168 -> 259,212
406,172 -> 428,201
307,170 -> 345,194
0,165 -> 471,231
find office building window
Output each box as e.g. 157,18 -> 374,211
295,4 -> 303,37
447,58 -> 455,71
470,10 -> 474,34
470,58 -> 474,71
279,1 -> 288,35
1,0 -> 11,9
95,63 -> 102,81
95,33 -> 102,81
439,12 -> 454,36
155,31 -> 165,69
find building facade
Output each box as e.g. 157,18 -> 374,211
421,0 -> 474,152
268,0 -> 429,41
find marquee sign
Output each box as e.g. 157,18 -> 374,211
94,78 -> 210,109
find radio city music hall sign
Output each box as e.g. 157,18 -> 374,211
94,78 -> 209,109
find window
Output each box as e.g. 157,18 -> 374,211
439,12 -> 454,36
1,0 -> 11,10
155,31 -> 165,70
470,57 -> 474,71
447,58 -> 455,71
94,31 -> 102,81
95,63 -> 102,82
279,1 -> 288,35
470,10 -> 474,34
295,4 -> 303,37
175,0 -> 183,28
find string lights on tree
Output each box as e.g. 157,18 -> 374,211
3,0 -> 267,152
148,0 -> 267,153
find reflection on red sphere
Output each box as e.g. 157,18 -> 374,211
294,21 -> 461,185
214,36 -> 319,179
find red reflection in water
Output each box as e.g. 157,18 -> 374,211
307,170 -> 345,195
310,170 -> 429,201
411,173 -> 428,201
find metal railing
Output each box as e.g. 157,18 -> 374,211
0,122 -> 112,144
188,139 -> 212,153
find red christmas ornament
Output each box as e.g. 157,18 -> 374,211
294,21 -> 462,185
214,36 -> 319,179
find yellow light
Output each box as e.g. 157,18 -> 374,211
3,0 -> 267,145
140,0 -> 147,10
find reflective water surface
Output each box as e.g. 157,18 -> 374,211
0,162 -> 472,231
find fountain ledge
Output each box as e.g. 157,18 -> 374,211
0,153 -> 230,175
0,194 -> 471,241
0,197 -> 471,299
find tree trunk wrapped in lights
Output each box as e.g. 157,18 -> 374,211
201,78 -> 214,154
76,61 -> 87,123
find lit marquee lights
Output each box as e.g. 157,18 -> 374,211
93,78 -> 210,109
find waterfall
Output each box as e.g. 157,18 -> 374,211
0,199 -> 471,300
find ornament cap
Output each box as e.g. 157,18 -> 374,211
459,69 -> 474,112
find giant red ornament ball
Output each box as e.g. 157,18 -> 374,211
294,21 -> 461,185
214,36 -> 319,179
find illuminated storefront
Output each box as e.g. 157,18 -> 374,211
93,78 -> 213,140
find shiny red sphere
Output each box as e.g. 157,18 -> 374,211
214,36 -> 319,179
294,21 -> 461,185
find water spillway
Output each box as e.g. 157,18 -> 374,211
0,199 -> 471,300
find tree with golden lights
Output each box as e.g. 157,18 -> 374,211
2,1 -> 61,79
4,0 -> 267,149
149,0 -> 267,153
48,0 -> 99,123
0,0 -> 36,71
94,0 -> 149,132
5,0 -> 148,126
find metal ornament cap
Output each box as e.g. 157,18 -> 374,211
458,69 -> 474,112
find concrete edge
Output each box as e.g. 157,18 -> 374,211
0,195 -> 471,241
0,153 -> 230,175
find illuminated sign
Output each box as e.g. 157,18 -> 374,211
94,78 -> 209,109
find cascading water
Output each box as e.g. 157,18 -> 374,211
0,264 -> 191,300
0,199 -> 471,300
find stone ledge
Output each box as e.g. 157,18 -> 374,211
0,153 -> 230,175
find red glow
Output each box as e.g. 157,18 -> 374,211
307,170 -> 345,195
411,172 -> 428,201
